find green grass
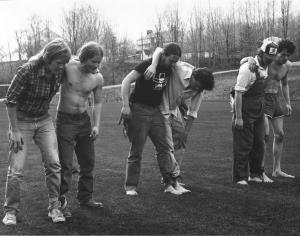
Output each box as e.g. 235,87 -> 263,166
0,100 -> 299,235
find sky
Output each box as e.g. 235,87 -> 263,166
0,0 -> 299,51
0,0 -> 204,48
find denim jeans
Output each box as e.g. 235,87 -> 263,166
56,111 -> 95,203
125,103 -> 179,191
232,114 -> 265,182
4,113 -> 61,214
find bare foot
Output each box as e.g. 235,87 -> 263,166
262,172 -> 274,183
236,180 -> 248,185
272,170 -> 295,178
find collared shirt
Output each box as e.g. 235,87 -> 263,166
5,62 -> 63,117
234,56 -> 268,93
160,61 -> 203,119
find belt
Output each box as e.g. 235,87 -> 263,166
17,111 -> 50,122
57,110 -> 88,120
264,89 -> 278,94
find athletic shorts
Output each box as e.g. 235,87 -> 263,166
264,93 -> 285,119
169,114 -> 187,150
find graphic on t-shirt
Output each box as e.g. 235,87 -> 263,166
153,73 -> 167,90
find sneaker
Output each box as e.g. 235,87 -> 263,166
175,184 -> 191,193
249,176 -> 263,183
59,196 -> 72,218
126,190 -> 138,196
2,212 -> 16,225
48,208 -> 66,223
80,199 -> 103,208
164,185 -> 182,195
236,180 -> 248,185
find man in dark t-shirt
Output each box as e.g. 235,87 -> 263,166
120,43 -> 182,196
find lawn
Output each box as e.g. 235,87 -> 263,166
0,99 -> 299,235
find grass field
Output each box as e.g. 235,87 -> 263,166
0,99 -> 299,235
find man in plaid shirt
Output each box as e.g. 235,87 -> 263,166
2,38 -> 71,225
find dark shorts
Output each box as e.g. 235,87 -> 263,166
264,93 -> 285,119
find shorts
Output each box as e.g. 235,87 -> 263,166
169,113 -> 186,150
264,93 -> 285,119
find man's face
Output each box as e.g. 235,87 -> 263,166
47,58 -> 69,75
161,54 -> 180,68
190,75 -> 204,93
275,49 -> 291,65
82,55 -> 102,73
262,53 -> 277,65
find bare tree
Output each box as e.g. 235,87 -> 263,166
280,0 -> 291,38
61,4 -> 104,54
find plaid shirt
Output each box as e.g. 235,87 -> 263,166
5,62 -> 63,117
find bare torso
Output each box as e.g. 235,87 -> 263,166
58,59 -> 103,114
265,61 -> 292,93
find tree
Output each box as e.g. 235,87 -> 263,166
61,4 -> 104,54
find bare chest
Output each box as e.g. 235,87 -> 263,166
65,72 -> 98,94
268,65 -> 288,81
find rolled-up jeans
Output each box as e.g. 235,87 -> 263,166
125,103 -> 180,191
4,112 -> 61,214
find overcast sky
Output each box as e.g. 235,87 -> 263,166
0,0 -> 205,47
0,0 -> 299,49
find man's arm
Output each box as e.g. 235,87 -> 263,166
144,47 -> 163,79
6,105 -> 24,152
121,70 -> 141,120
90,74 -> 104,140
281,69 -> 292,116
234,91 -> 243,129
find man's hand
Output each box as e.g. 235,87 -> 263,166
120,106 -> 132,122
144,65 -> 156,80
9,130 -> 24,153
286,104 -> 292,116
235,117 -> 243,130
90,126 -> 99,140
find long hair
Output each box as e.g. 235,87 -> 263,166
77,41 -> 103,63
28,38 -> 71,69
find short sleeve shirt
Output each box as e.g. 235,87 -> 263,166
130,59 -> 172,106
234,56 -> 268,93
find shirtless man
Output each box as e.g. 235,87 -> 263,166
56,41 -> 104,218
263,39 -> 296,179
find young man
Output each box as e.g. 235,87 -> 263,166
263,39 -> 296,178
3,38 -> 71,225
120,43 -> 183,196
56,42 -> 104,218
145,48 -> 215,188
232,40 -> 278,185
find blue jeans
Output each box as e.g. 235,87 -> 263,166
4,113 -> 61,214
125,103 -> 179,191
56,111 -> 95,203
232,114 -> 265,182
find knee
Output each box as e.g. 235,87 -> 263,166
45,161 -> 61,175
7,167 -> 23,178
275,132 -> 284,143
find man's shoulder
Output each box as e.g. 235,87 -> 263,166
66,58 -> 80,68
238,62 -> 252,74
286,60 -> 293,68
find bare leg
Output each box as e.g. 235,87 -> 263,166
262,116 -> 273,183
271,117 -> 294,178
